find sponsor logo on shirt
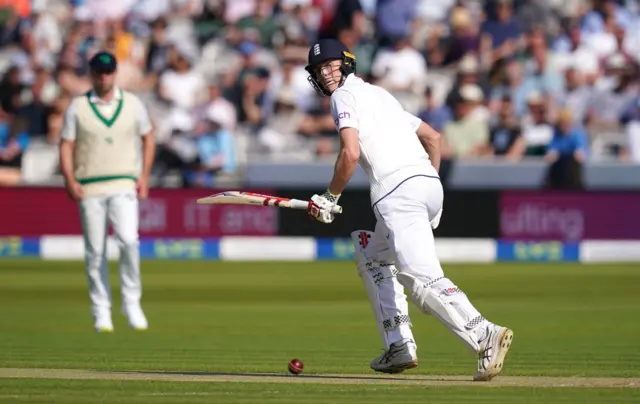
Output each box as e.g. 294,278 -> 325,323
334,111 -> 351,125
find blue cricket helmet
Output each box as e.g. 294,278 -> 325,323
305,38 -> 356,96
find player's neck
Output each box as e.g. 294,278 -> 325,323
95,88 -> 116,102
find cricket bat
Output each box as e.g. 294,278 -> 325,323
196,191 -> 343,214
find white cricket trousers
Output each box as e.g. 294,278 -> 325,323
373,175 -> 445,283
79,190 -> 142,316
370,174 -> 487,351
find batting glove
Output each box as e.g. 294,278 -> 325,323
308,190 -> 341,224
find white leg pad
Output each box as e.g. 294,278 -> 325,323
397,272 -> 486,354
351,231 -> 413,348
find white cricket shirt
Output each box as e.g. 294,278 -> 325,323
330,74 -> 439,204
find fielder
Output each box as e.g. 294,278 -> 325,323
59,51 -> 155,333
305,39 -> 513,381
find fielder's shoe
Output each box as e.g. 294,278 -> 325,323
93,313 -> 114,333
474,324 -> 514,381
370,338 -> 418,374
122,304 -> 148,331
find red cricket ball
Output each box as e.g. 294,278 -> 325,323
288,359 -> 304,375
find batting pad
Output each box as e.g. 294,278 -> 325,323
397,272 -> 485,354
351,230 -> 412,348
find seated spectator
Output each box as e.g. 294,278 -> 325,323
444,55 -> 489,112
442,84 -> 490,158
557,67 -> 592,128
440,6 -> 480,66
0,107 -> 30,186
153,111 -> 199,186
258,87 -> 305,153
417,86 -> 452,133
587,55 -> 636,132
521,92 -> 554,156
553,23 -> 600,84
480,0 -> 521,62
15,67 -> 57,141
0,66 -> 24,115
184,107 -> 237,187
620,96 -> 640,162
371,35 -> 427,111
303,96 -> 338,157
489,96 -> 524,158
489,57 -> 529,118
193,77 -> 237,133
158,43 -> 206,111
544,109 -> 588,189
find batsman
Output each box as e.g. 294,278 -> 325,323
59,51 -> 155,332
305,39 -> 513,381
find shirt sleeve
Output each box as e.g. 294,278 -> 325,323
59,99 -> 77,141
330,90 -> 359,131
404,111 -> 422,132
133,96 -> 153,136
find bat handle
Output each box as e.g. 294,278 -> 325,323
331,205 -> 343,214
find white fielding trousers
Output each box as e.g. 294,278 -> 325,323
78,190 -> 142,317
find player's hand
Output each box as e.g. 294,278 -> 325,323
308,190 -> 340,224
137,175 -> 149,200
65,179 -> 84,201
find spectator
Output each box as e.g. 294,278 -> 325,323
0,106 -> 30,186
158,43 -> 206,111
153,110 -> 199,186
489,96 -> 524,158
371,36 -> 427,102
303,95 -> 338,156
184,107 -> 237,187
144,17 -> 171,79
480,0 -> 522,62
15,74 -> 50,140
545,108 -> 588,189
587,55 -> 636,132
520,28 -> 565,110
374,0 -> 416,48
621,96 -> 640,162
553,23 -> 600,84
236,0 -> 279,48
417,86 -> 452,133
521,92 -> 554,156
489,57 -> 530,118
445,55 -> 488,111
442,84 -> 491,158
441,6 -> 480,66
258,87 -> 306,153
0,66 -> 24,114
199,78 -> 238,133
557,67 -> 592,128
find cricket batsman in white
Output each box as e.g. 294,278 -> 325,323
59,51 -> 155,332
305,39 -> 513,381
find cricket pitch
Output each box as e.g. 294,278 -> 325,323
1,368 -> 638,388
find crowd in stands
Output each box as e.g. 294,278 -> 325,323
0,0 -> 639,188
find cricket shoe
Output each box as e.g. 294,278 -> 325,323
370,338 -> 418,374
93,313 -> 114,333
122,304 -> 148,331
474,324 -> 514,381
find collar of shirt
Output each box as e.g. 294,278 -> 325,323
88,87 -> 123,105
342,73 -> 361,85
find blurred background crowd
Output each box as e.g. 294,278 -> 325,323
0,0 -> 639,188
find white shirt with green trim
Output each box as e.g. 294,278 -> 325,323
60,87 -> 153,198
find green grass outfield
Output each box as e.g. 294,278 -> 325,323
0,260 -> 638,403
